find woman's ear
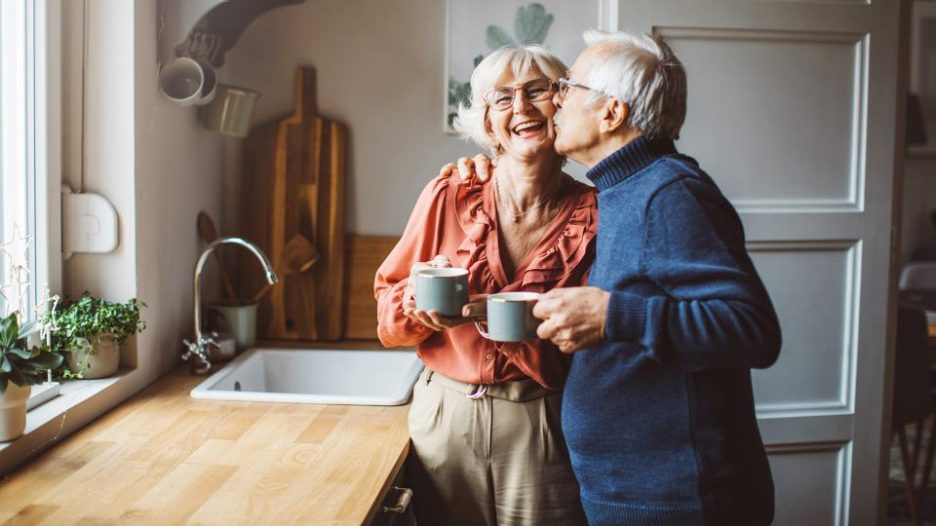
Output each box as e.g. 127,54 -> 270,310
484,117 -> 501,154
484,115 -> 495,138
599,99 -> 630,133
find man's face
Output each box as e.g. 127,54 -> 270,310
553,48 -> 603,166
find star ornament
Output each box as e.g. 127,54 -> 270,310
1,223 -> 33,316
34,287 -> 60,346
1,223 -> 31,270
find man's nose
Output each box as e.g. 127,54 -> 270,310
552,91 -> 563,108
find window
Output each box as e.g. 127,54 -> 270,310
0,0 -> 61,319
0,0 -> 136,474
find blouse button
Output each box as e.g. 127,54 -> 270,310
485,353 -> 494,360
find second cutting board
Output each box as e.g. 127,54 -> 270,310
239,66 -> 346,341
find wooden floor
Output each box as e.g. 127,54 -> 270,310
0,368 -> 410,525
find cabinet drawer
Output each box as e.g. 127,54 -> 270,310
369,465 -> 414,526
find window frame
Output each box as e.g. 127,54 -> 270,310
0,0 -> 97,470
0,0 -> 62,319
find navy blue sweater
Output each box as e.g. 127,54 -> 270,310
563,137 -> 782,525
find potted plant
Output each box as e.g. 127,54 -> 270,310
0,313 -> 64,441
51,294 -> 145,379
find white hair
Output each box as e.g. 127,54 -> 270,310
452,44 -> 567,153
582,30 -> 687,140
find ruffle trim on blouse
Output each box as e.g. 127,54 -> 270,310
451,178 -> 597,291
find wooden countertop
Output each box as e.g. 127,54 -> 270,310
0,367 -> 411,525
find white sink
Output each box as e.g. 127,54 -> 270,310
190,347 -> 423,406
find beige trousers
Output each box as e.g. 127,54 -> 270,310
406,369 -> 586,526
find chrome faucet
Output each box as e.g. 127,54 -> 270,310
183,236 -> 278,374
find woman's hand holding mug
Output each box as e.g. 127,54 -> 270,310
403,255 -> 483,331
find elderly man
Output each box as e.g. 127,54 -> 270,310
446,30 -> 781,525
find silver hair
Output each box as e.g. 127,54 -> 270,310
582,30 -> 687,140
452,44 -> 567,153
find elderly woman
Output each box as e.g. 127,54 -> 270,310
374,44 -> 597,526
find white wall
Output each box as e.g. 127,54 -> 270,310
63,0 -> 226,375
133,0 -> 228,373
221,0 -> 479,235
62,0 -> 137,301
900,156 -> 936,263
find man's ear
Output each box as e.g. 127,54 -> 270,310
599,99 -> 629,133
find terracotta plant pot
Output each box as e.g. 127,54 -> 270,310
67,334 -> 120,379
0,383 -> 30,442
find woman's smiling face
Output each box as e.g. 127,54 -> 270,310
484,66 -> 558,160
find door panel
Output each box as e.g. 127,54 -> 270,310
750,243 -> 858,415
769,444 -> 850,525
666,28 -> 865,209
617,1 -> 900,524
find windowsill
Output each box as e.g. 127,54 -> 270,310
0,368 -> 135,458
26,382 -> 61,410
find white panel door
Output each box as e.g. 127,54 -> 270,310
615,1 -> 901,524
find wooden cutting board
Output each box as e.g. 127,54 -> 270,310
343,235 -> 400,340
239,67 -> 346,340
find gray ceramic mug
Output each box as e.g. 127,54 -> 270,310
415,267 -> 469,316
476,292 -> 541,342
158,57 -> 204,106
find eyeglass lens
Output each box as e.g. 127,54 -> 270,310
487,79 -> 554,110
557,78 -> 576,99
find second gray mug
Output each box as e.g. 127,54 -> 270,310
477,292 -> 541,342
415,267 -> 469,317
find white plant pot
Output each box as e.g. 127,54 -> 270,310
67,334 -> 120,379
0,383 -> 30,442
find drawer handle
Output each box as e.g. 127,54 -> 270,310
381,486 -> 413,514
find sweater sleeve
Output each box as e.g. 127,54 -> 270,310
374,176 -> 451,348
604,177 -> 781,371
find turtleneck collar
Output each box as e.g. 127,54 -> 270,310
585,136 -> 677,191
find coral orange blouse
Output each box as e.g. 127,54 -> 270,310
374,172 -> 597,389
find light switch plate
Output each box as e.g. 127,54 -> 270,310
62,186 -> 119,258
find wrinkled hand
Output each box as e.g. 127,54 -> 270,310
438,154 -> 496,185
532,287 -> 610,353
402,256 -> 476,331
461,294 -> 488,320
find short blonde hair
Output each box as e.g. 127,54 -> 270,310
452,44 -> 567,153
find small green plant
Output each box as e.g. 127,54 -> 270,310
51,293 -> 146,351
486,3 -> 554,48
47,294 -> 146,379
0,313 -> 64,394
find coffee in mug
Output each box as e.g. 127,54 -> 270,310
415,267 -> 469,317
476,292 -> 541,342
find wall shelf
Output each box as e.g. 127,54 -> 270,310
158,0 -> 303,68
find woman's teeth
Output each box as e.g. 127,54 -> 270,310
513,122 -> 545,135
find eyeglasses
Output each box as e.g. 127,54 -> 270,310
483,78 -> 556,111
557,78 -> 601,100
